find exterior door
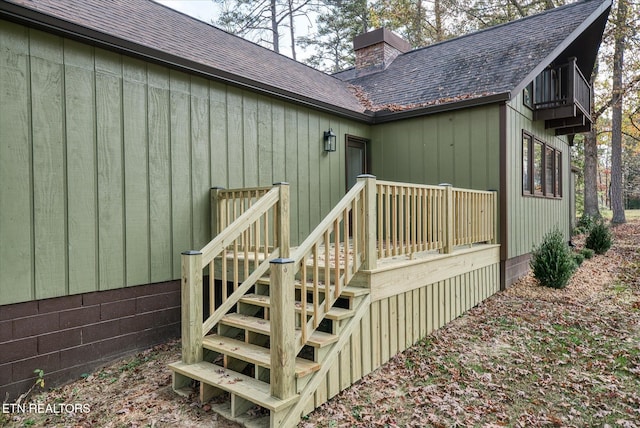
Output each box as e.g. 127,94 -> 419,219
345,135 -> 371,190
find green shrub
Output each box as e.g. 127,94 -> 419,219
574,214 -> 599,235
530,228 -> 576,289
585,221 -> 613,255
580,248 -> 595,259
573,253 -> 585,266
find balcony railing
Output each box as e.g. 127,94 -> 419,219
533,58 -> 591,123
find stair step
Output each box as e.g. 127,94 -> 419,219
257,277 -> 369,298
295,283 -> 369,299
240,294 -> 355,321
168,360 -> 298,412
220,313 -> 338,348
210,401 -> 270,428
202,334 -> 320,378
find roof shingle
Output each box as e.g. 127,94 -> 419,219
1,0 -> 366,114
336,0 -> 610,111
1,0 -> 610,117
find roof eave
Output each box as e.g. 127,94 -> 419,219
511,0 -> 612,97
371,92 -> 512,123
0,1 -> 372,123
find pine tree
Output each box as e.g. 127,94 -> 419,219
299,0 -> 370,72
214,0 -> 317,57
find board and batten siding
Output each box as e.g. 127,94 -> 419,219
370,105 -> 502,261
299,261 -> 501,415
505,93 -> 571,259
370,106 -> 501,195
0,21 -> 370,306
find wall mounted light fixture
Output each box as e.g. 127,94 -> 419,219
323,128 -> 337,152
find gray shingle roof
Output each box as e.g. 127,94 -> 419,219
1,0 -> 366,114
1,0 -> 610,118
336,0 -> 611,111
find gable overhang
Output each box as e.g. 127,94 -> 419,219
511,0 -> 612,98
0,1 -> 373,124
371,92 -> 512,124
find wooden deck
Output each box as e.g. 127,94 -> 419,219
170,177 -> 500,427
357,243 -> 500,301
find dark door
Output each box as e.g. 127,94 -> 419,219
345,135 -> 371,190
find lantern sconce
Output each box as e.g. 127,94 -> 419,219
324,128 -> 337,152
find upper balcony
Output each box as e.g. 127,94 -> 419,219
526,58 -> 592,136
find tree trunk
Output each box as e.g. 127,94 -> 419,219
610,0 -> 627,224
288,0 -> 296,60
508,0 -> 527,17
271,0 -> 280,53
583,127 -> 601,219
434,0 -> 444,42
583,66 -> 601,219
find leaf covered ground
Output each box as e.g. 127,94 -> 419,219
303,221 -> 640,427
3,221 -> 640,428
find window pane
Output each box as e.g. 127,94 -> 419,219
545,147 -> 554,195
523,134 -> 531,193
534,141 -> 543,194
556,151 -> 562,197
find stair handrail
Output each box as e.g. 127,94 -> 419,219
200,187 -> 280,264
289,175 -> 375,350
180,184 -> 288,365
211,186 -> 273,239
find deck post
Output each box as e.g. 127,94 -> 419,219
181,250 -> 203,364
210,187 -> 226,238
441,184 -> 454,254
568,57 -> 576,104
358,174 -> 377,270
274,182 -> 290,259
269,257 -> 296,400
490,190 -> 498,244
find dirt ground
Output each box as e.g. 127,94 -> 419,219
3,221 -> 639,427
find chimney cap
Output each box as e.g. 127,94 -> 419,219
354,28 -> 411,53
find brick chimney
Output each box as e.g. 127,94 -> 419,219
354,28 -> 410,77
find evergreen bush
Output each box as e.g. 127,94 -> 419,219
585,221 -> 613,255
530,228 -> 576,289
573,253 -> 585,266
580,248 -> 595,259
574,214 -> 599,235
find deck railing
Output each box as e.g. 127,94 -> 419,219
209,186 -> 279,294
376,181 -> 497,258
534,58 -> 591,118
179,176 -> 497,399
452,188 -> 497,247
211,186 -> 274,251
180,184 -> 288,365
376,181 -> 445,257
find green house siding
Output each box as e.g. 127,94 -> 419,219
370,106 -> 501,195
0,21 -> 370,305
0,19 -> 575,306
505,93 -> 571,259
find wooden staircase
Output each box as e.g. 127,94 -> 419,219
168,177 -> 500,426
169,265 -> 370,427
168,176 -> 502,426
169,177 -> 376,427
